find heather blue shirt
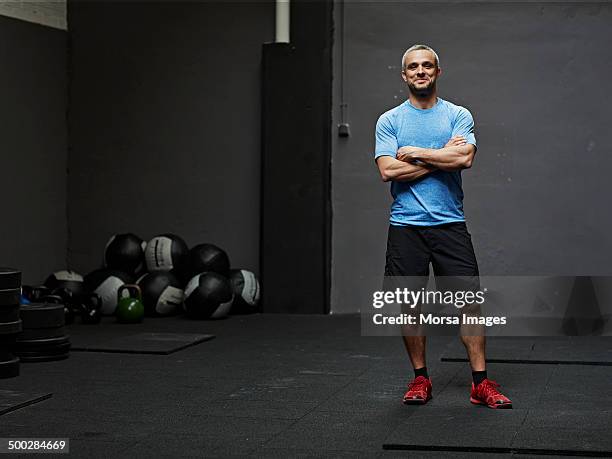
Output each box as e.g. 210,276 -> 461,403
375,97 -> 476,226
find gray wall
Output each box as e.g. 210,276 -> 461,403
331,2 -> 612,313
0,15 -> 67,285
68,2 -> 274,277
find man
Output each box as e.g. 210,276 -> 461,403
374,44 -> 512,409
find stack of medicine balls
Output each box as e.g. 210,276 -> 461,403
43,233 -> 260,322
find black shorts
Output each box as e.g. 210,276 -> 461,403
385,221 -> 479,279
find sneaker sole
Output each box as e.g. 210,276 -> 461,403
470,397 -> 512,409
403,396 -> 432,405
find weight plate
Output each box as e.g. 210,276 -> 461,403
0,334 -> 17,347
0,288 -> 20,307
0,304 -> 20,323
19,353 -> 68,363
19,303 -> 64,328
14,335 -> 70,349
0,320 -> 22,335
0,268 -> 21,290
14,346 -> 71,357
14,342 -> 71,356
0,356 -> 19,378
18,326 -> 66,340
0,348 -> 15,360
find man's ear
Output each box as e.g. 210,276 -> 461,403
401,70 -> 408,82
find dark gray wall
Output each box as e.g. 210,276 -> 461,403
331,2 -> 612,313
68,2 -> 273,276
0,15 -> 67,285
261,1 -> 333,313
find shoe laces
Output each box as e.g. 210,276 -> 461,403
478,379 -> 502,398
408,376 -> 429,391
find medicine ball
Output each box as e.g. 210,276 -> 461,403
189,243 -> 230,278
228,269 -> 261,314
144,234 -> 189,274
104,233 -> 146,275
84,269 -> 133,315
183,272 -> 233,319
137,271 -> 184,316
44,270 -> 85,299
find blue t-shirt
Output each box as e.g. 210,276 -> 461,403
374,97 -> 476,226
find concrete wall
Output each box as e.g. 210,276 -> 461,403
0,15 -> 67,285
68,2 -> 274,277
331,2 -> 612,313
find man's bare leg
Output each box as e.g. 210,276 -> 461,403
462,328 -> 512,407
460,334 -> 486,371
401,328 -> 432,404
402,335 -> 427,369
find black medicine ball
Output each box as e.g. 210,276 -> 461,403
145,234 -> 189,273
189,243 -> 230,278
137,271 -> 184,316
104,233 -> 146,274
228,269 -> 260,314
44,270 -> 85,299
183,272 -> 233,319
84,269 -> 133,315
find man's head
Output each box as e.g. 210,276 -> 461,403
401,44 -> 441,97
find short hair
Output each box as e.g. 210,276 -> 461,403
401,44 -> 440,70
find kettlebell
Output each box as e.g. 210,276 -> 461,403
116,284 -> 144,324
42,293 -> 75,325
80,293 -> 102,325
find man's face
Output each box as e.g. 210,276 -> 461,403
401,50 -> 441,95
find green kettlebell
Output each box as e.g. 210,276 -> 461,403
116,284 -> 145,323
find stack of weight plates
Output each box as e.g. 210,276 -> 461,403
0,268 -> 22,378
15,302 -> 70,362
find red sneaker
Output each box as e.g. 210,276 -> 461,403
470,379 -> 512,409
403,376 -> 432,405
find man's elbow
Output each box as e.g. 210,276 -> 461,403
462,148 -> 476,169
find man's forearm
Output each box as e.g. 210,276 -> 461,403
379,157 -> 436,182
398,145 -> 475,171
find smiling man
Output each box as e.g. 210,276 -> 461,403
374,44 -> 512,409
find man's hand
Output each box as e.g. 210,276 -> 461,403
397,145 -> 427,163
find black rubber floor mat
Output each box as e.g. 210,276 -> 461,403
70,332 -> 215,355
0,389 -> 52,416
512,408 -> 612,453
384,365 -> 612,456
384,408 -> 612,456
384,407 -> 526,450
440,337 -> 612,365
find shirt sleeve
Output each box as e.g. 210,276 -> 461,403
452,107 -> 477,148
374,114 -> 398,159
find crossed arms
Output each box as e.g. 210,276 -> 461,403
376,136 -> 476,183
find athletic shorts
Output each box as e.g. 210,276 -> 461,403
384,221 -> 480,299
384,222 -> 479,277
